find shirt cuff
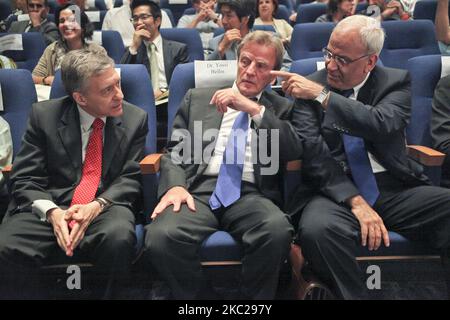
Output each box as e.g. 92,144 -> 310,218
128,47 -> 138,55
32,200 -> 58,222
251,105 -> 265,127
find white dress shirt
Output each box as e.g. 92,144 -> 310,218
204,84 -> 266,183
350,72 -> 387,173
33,106 -> 106,221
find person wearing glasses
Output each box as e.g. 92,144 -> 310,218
120,0 -> 188,100
8,0 -> 60,46
273,14 -> 450,299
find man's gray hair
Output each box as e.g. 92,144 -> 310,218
334,15 -> 385,55
61,49 -> 114,96
237,30 -> 285,70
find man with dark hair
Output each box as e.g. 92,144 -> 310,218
207,0 -> 256,60
0,49 -> 148,299
120,0 -> 189,100
8,0 -> 60,46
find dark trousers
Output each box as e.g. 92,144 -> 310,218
0,205 -> 136,299
143,179 -> 294,299
297,173 -> 450,299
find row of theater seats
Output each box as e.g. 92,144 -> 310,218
0,19 -> 442,73
1,53 -> 449,299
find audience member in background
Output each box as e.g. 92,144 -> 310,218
177,0 -> 222,49
0,49 -> 148,299
254,0 -> 292,44
360,0 -> 410,21
8,0 -> 60,46
315,0 -> 353,23
435,0 -> 450,55
32,4 -> 106,86
102,0 -> 173,47
276,14 -> 450,299
120,0 -> 188,100
0,0 -> 28,31
0,116 -> 13,222
431,74 -> 450,187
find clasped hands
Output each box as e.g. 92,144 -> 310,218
47,201 -> 102,256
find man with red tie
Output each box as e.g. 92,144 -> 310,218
0,49 -> 148,299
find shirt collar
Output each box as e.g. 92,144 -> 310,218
77,105 -> 106,133
352,72 -> 371,99
144,34 -> 162,50
232,81 -> 263,102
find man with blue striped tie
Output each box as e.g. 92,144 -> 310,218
143,30 -> 303,299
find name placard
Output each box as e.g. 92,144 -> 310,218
194,60 -> 237,88
0,34 -> 23,52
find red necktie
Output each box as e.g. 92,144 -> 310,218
70,118 -> 104,206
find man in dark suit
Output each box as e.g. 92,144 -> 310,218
432,74 -> 450,187
143,30 -> 302,299
120,0 -> 189,100
0,49 -> 148,299
274,15 -> 450,299
8,0 -> 59,46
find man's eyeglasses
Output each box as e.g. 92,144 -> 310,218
322,48 -> 370,67
130,14 -> 153,23
28,3 -> 44,9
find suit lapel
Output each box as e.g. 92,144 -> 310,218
162,39 -> 173,83
58,100 -> 82,172
102,116 -> 126,178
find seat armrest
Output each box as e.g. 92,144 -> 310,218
140,154 -> 163,174
407,145 -> 445,167
1,164 -> 12,180
287,160 -> 302,171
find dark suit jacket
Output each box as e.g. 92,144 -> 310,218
431,74 -> 450,186
8,19 -> 60,46
120,38 -> 189,86
158,88 -> 303,207
7,97 -> 148,215
289,66 -> 430,213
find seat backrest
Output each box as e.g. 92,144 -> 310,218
290,57 -> 325,76
50,64 -> 157,154
92,30 -> 125,63
295,3 -> 326,24
167,62 -> 195,137
413,0 -> 450,21
183,7 -> 196,16
253,24 -> 276,33
406,54 -> 442,148
94,0 -> 108,11
290,22 -> 334,60
380,20 -> 440,69
0,69 -> 36,157
159,0 -> 193,25
0,32 -> 46,71
276,4 -> 291,22
0,0 -> 11,21
114,0 -> 123,7
160,28 -> 204,61
279,0 -> 294,13
162,8 -> 176,27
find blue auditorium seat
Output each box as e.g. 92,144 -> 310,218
160,27 -> 204,61
290,22 -> 334,60
0,32 -> 46,71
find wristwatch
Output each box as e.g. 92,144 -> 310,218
94,197 -> 110,211
314,87 -> 329,105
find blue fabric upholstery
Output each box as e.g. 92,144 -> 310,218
160,28 -> 204,61
0,69 -> 36,158
100,30 -> 125,63
200,231 -> 243,262
406,55 -> 441,147
0,0 -> 11,21
94,0 -> 108,11
413,0 -> 450,21
380,20 -> 440,69
295,3 -> 326,24
253,24 -> 276,33
0,32 -> 46,71
290,23 -> 334,60
162,8 -> 176,27
166,61 -> 243,264
276,4 -> 291,22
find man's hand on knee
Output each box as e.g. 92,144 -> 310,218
151,186 -> 196,220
